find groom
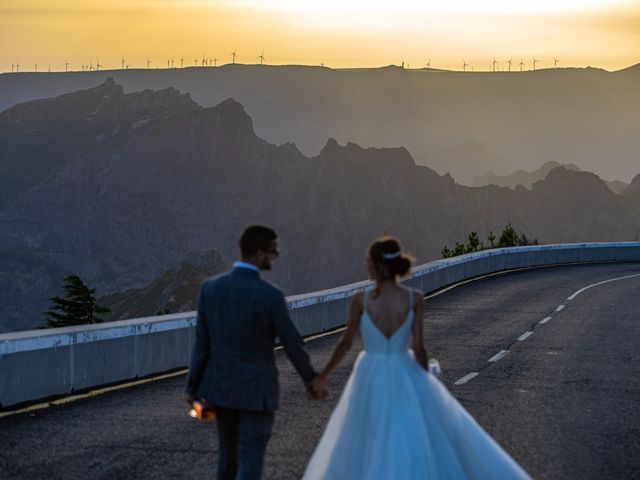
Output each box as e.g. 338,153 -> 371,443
186,225 -> 326,479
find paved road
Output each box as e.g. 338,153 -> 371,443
1,262 -> 639,479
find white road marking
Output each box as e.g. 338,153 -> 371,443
539,316 -> 552,324
454,372 -> 479,385
555,304 -> 565,312
566,273 -> 640,301
488,350 -> 509,363
517,331 -> 534,341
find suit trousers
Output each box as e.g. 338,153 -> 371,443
215,406 -> 275,480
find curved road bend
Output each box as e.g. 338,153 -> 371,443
1,262 -> 639,479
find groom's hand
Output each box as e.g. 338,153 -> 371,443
308,376 -> 329,400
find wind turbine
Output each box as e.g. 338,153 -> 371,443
507,58 -> 512,72
554,57 -> 559,68
201,56 -> 206,67
147,59 -> 151,69
426,59 -> 431,69
96,59 -> 102,71
213,58 -> 218,67
16,63 -> 20,72
65,61 -> 70,72
121,58 -> 125,69
180,57 -> 184,68
11,63 -> 14,72
167,59 -> 170,68
519,59 -> 524,71
259,50 -> 265,65
171,58 -> 174,68
532,57 -> 538,71
231,50 -> 237,64
463,60 -> 468,72
48,66 -> 51,73
194,58 -> 198,67
492,57 -> 498,72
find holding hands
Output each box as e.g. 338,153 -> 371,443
307,375 -> 329,400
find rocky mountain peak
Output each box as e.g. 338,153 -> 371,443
624,173 -> 640,197
533,167 -> 612,196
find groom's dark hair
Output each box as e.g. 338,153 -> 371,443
240,225 -> 278,257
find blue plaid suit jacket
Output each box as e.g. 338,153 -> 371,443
186,267 -> 316,412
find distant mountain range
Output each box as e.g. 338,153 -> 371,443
1,79 -> 639,332
99,250 -> 225,321
1,63 -> 639,184
472,161 -> 630,194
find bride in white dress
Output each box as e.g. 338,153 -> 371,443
304,237 -> 532,479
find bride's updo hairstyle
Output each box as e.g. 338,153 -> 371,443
368,237 -> 414,280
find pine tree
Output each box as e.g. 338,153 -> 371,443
44,275 -> 110,328
466,231 -> 480,253
498,223 -> 521,247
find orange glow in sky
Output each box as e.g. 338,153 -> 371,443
1,0 -> 638,72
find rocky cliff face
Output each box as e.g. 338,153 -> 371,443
1,79 -> 639,332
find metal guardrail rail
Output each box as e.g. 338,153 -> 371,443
2,242 -> 639,408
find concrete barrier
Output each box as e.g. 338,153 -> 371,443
2,242 -> 639,408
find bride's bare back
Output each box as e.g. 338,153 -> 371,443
365,285 -> 417,339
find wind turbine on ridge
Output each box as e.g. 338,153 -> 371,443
259,50 -> 265,65
463,60 -> 468,72
180,57 -> 184,68
231,50 -> 237,64
96,59 -> 102,71
492,57 -> 498,72
507,58 -> 512,72
554,57 -> 560,68
426,59 -> 431,69
519,59 -> 524,71
532,57 -> 538,71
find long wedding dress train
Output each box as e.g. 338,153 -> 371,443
303,291 -> 531,480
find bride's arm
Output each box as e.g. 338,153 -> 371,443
410,289 -> 429,370
316,293 -> 363,382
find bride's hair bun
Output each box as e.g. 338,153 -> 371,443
368,237 -> 414,278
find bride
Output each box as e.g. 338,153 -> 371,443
304,237 -> 532,479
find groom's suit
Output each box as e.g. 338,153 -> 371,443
186,264 -> 316,479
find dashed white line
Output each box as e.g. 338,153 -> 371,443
517,331 -> 534,341
454,372 -> 479,385
488,350 -> 509,363
539,316 -> 552,324
555,304 -> 565,312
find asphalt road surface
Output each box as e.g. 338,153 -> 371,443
1,262 -> 639,479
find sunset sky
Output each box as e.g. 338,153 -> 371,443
1,0 -> 638,73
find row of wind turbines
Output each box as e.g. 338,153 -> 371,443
9,53 -> 561,73
455,56 -> 560,72
8,49 -> 263,73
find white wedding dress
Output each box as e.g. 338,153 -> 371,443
303,290 -> 531,480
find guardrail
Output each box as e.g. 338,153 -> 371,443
2,242 -> 639,408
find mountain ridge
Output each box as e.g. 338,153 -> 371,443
1,63 -> 638,183
1,80 -> 638,333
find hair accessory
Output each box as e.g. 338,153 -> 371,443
382,251 -> 401,260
